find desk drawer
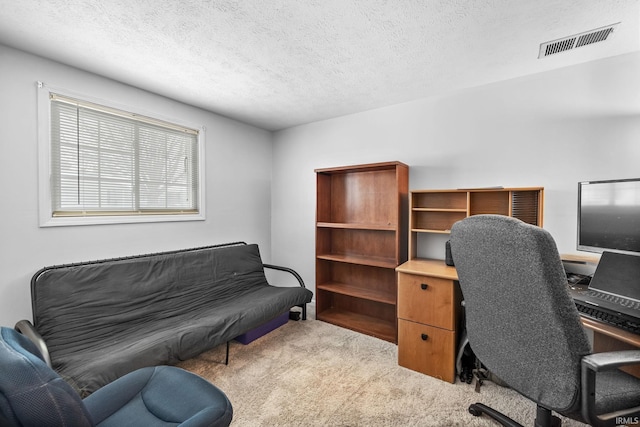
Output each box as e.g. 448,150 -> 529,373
397,272 -> 456,329
397,319 -> 456,383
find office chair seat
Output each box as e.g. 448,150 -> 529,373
450,215 -> 640,427
594,370 -> 640,414
0,327 -> 233,427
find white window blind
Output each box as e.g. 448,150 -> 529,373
50,94 -> 200,217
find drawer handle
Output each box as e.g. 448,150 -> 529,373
421,283 -> 428,290
421,333 -> 428,341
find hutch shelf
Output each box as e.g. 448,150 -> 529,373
409,187 -> 544,259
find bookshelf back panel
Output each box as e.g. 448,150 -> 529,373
317,228 -> 397,260
326,293 -> 397,324
469,192 -> 509,216
317,261 -> 397,295
320,169 -> 398,225
412,211 -> 466,232
413,192 -> 467,210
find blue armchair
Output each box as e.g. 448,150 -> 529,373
0,327 -> 233,426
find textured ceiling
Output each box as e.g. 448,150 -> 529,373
0,1 -> 638,131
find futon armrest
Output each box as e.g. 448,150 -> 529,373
14,319 -> 52,368
263,263 -> 306,288
581,350 -> 640,426
263,263 -> 309,320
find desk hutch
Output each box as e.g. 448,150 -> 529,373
396,187 -> 544,383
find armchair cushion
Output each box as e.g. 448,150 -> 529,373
84,366 -> 233,427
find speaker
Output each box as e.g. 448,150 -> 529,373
445,240 -> 455,266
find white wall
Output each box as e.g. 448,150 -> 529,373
0,45 -> 273,326
271,52 -> 640,297
3,43 -> 640,326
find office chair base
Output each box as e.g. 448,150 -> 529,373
469,403 -> 524,427
469,403 -> 562,427
534,405 -> 561,427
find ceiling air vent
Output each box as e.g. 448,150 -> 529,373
538,23 -> 619,58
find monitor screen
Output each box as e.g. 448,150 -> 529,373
578,178 -> 640,255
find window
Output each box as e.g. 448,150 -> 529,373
38,83 -> 205,226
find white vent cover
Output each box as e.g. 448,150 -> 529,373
538,23 -> 620,58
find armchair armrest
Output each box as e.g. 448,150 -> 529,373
14,319 -> 52,368
581,350 -> 640,427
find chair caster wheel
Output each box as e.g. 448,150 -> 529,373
469,404 -> 482,417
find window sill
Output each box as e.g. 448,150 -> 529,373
39,212 -> 205,227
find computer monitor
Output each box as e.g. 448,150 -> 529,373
577,178 -> 640,255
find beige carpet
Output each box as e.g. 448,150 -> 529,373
177,309 -> 589,427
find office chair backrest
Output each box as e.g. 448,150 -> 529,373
450,215 -> 591,414
0,327 -> 94,426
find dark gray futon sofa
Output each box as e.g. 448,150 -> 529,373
15,242 -> 313,397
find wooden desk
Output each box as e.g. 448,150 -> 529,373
396,259 -> 461,383
396,258 -> 640,381
581,317 -> 640,378
564,253 -> 640,377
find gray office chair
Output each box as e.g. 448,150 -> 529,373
449,215 -> 640,427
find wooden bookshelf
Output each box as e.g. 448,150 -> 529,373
315,161 -> 408,343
